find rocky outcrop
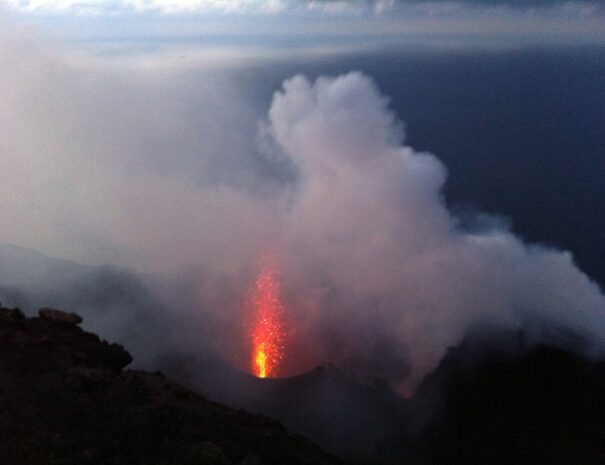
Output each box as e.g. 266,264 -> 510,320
414,330 -> 605,465
0,304 -> 342,465
38,307 -> 83,325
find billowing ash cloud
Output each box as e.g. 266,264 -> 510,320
260,72 -> 605,387
1,19 -> 604,391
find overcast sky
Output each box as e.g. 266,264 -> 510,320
3,0 -> 605,57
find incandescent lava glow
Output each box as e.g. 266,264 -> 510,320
250,257 -> 288,378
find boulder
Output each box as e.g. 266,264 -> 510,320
39,308 -> 83,325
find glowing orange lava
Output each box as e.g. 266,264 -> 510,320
250,258 -> 287,378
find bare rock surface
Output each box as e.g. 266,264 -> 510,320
0,304 -> 343,465
38,308 -> 83,325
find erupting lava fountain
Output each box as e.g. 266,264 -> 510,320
249,257 -> 288,378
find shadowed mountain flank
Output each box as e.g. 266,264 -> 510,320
0,304 -> 342,465
2,295 -> 605,465
413,330 -> 605,465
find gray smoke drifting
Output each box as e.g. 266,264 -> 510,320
1,17 -> 604,392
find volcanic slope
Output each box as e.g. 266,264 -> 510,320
414,328 -> 605,465
177,327 -> 605,465
0,304 -> 343,465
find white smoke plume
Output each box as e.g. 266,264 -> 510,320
1,18 -> 604,391
262,72 -> 605,387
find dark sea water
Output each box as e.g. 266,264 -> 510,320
243,46 -> 605,288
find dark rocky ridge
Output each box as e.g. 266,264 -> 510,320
3,296 -> 605,465
0,304 -> 343,465
414,329 -> 605,465
177,326 -> 605,465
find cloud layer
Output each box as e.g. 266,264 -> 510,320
3,0 -> 604,15
1,21 -> 604,390
2,0 -> 376,14
6,0 -> 604,59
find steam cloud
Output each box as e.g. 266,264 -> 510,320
1,18 -> 604,391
